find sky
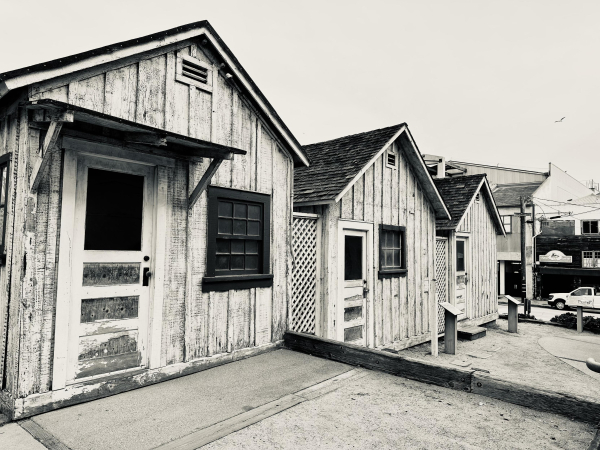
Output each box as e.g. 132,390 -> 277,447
1,0 -> 599,183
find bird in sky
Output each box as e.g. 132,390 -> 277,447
555,117 -> 565,122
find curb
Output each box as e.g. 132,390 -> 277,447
589,426 -> 600,450
284,331 -> 600,425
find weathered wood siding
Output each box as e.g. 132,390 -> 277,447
3,42 -> 293,398
457,196 -> 498,319
298,141 -> 436,349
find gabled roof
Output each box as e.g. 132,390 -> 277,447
434,174 -> 505,235
492,182 -> 543,207
294,124 -> 451,220
0,21 -> 309,166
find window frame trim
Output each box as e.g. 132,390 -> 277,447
0,153 -> 11,264
582,220 -> 600,235
378,224 -> 407,279
204,186 -> 271,291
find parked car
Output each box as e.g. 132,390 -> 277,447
548,287 -> 599,310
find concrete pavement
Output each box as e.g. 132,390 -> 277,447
20,349 -> 351,450
1,346 -> 597,449
539,334 -> 600,382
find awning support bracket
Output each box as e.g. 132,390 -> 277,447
30,109 -> 74,192
188,157 -> 224,209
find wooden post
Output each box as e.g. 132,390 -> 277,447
506,295 -> 520,333
577,306 -> 583,333
430,278 -> 438,357
440,302 -> 461,355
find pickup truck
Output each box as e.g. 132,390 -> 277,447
548,287 -> 599,310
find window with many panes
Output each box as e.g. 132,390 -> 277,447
582,251 -> 600,268
0,153 -> 10,264
378,224 -> 406,278
582,220 -> 600,234
501,215 -> 512,234
204,186 -> 272,291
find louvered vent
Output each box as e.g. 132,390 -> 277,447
182,58 -> 208,84
387,151 -> 396,168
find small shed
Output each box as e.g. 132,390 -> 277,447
293,124 -> 451,350
433,173 -> 505,328
0,21 -> 308,419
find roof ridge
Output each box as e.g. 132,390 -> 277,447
0,20 -> 211,81
303,123 -> 405,149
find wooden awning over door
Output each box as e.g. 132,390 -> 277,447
24,99 -> 246,205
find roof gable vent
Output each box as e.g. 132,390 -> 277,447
176,54 -> 213,93
386,150 -> 397,169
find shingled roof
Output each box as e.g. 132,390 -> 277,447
492,182 -> 542,207
433,174 -> 504,234
294,124 -> 404,203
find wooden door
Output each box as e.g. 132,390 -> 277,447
340,229 -> 368,345
66,155 -> 155,382
455,237 -> 468,316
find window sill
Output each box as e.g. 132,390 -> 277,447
202,274 -> 273,292
378,269 -> 407,279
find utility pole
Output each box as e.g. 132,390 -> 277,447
520,196 -> 529,314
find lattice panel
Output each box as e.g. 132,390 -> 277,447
435,238 -> 448,334
292,216 -> 319,334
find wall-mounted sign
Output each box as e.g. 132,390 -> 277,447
539,250 -> 572,263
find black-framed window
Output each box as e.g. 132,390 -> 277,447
501,215 -> 512,234
203,186 -> 272,292
582,220 -> 599,234
378,224 -> 406,279
0,153 -> 11,264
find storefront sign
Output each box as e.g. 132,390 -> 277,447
539,250 -> 572,263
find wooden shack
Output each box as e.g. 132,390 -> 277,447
293,125 -> 451,351
0,21 -> 309,419
432,173 -> 505,328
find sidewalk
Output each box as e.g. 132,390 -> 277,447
15,349 -> 351,450
1,347 -> 597,449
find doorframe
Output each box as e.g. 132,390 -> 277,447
52,141 -> 170,390
336,220 -> 374,348
456,232 -> 470,320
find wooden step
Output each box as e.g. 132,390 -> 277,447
457,326 -> 487,341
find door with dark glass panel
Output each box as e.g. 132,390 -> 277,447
340,229 -> 368,345
455,237 -> 468,317
67,155 -> 155,382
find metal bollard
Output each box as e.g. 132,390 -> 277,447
577,306 -> 583,333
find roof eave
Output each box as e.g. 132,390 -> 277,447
0,21 -> 310,167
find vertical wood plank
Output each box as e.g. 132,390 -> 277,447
165,52 -> 190,136
161,161 -> 187,365
69,74 -> 106,112
137,55 -> 167,129
372,154 -> 382,347
407,168 -> 416,338
341,189 -> 353,220
353,176 -> 364,221
189,87 -> 212,141
214,73 -> 232,187
185,159 -> 211,360
271,148 -> 289,341
364,166 -> 374,222
414,185 -> 422,336
104,64 -> 138,120
18,128 -> 43,396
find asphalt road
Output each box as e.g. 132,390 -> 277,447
498,303 -> 600,321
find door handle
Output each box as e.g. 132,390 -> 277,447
143,267 -> 152,286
